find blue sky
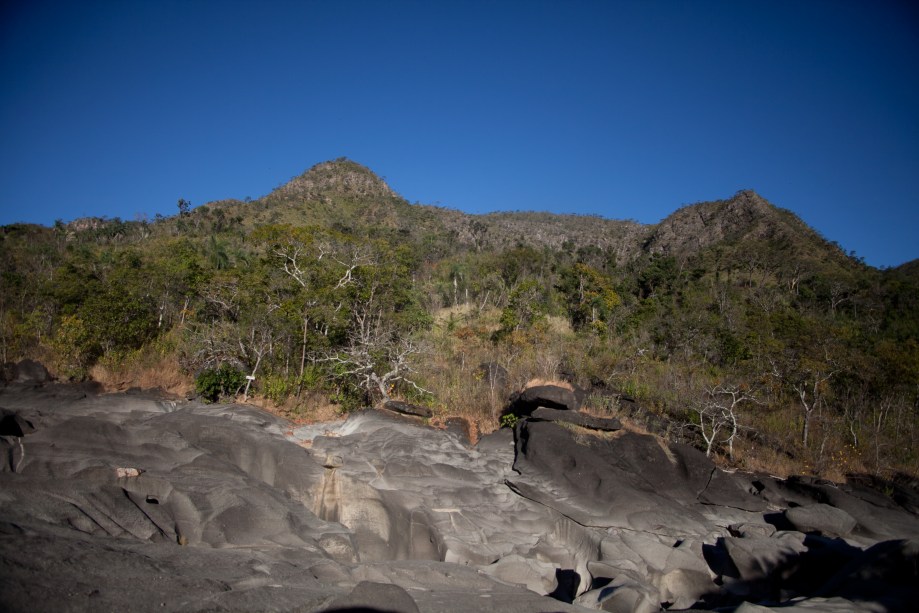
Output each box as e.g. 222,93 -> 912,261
1,0 -> 917,267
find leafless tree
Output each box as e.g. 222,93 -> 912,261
269,229 -> 375,394
690,385 -> 759,459
323,295 -> 430,403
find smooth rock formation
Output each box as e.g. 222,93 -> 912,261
2,376 -> 918,612
785,503 -> 858,537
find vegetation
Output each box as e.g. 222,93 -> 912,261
2,159 -> 917,481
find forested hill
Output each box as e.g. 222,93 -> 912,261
2,158 -> 917,480
200,159 -> 870,271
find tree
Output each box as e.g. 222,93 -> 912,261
254,225 -> 374,395
767,312 -> 842,449
497,278 -> 546,337
558,263 -> 621,334
638,253 -> 678,299
323,247 -> 431,405
177,199 -> 191,216
325,302 -> 430,403
690,385 -> 758,459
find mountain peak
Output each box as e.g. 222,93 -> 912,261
267,158 -> 399,203
640,189 -> 828,260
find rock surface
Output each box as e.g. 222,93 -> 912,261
2,378 -> 918,612
381,399 -> 433,418
506,384 -> 580,415
530,407 -> 622,431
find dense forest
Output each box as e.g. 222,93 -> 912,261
2,159 -> 917,481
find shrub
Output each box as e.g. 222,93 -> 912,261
195,364 -> 245,403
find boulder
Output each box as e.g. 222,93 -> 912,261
720,532 -> 809,600
729,522 -> 777,539
755,474 -> 919,541
481,554 -> 559,595
508,420 -> 717,536
530,407 -> 622,431
593,532 -> 714,608
11,360 -> 51,385
507,384 -> 579,416
381,400 -> 432,418
785,503 -> 857,537
576,569 -> 660,613
325,580 -> 420,613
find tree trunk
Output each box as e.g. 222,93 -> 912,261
296,315 -> 308,398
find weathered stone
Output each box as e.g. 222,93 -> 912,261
786,503 -> 857,537
729,522 -> 777,539
507,384 -> 579,416
2,382 -> 919,613
381,400 -> 432,418
576,569 -> 661,613
326,580 -> 420,613
481,554 -> 559,595
721,532 -> 809,583
530,407 -> 622,431
817,538 -> 919,605
11,359 -> 51,385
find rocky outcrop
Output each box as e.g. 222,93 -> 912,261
381,399 -> 433,418
1,358 -> 52,386
506,383 -> 582,415
1,379 -> 918,612
530,407 -> 622,431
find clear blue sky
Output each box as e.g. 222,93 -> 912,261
2,0 -> 917,267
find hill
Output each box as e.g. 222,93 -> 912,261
0,158 -> 916,483
212,159 -> 860,276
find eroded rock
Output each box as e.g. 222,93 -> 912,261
382,400 -> 433,418
1,382 -> 918,613
507,384 -> 580,416
785,503 -> 857,537
530,407 -> 622,431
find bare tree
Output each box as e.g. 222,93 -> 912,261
690,385 -> 758,459
769,336 -> 841,449
691,401 -> 726,458
265,227 -> 375,394
324,294 -> 430,403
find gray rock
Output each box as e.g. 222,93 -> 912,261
508,419 -> 758,537
480,553 -> 560,595
10,359 -> 52,385
786,503 -> 857,537
530,407 -> 622,431
2,382 -> 918,613
508,384 -> 580,415
325,580 -> 420,613
576,569 -> 661,613
381,400 -> 432,418
736,596 -> 888,612
720,531 -> 809,601
729,522 -> 777,539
